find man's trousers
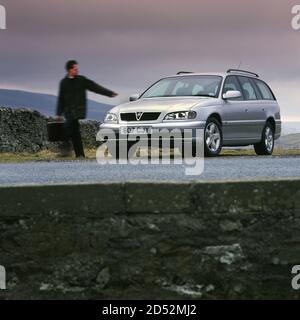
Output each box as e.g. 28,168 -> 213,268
63,118 -> 85,157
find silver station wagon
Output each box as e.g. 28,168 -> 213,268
100,69 -> 281,157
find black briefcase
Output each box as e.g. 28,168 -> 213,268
47,121 -> 65,142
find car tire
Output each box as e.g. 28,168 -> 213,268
202,117 -> 223,157
254,121 -> 274,156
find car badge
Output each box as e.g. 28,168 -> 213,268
136,112 -> 143,121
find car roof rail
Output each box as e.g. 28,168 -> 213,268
176,71 -> 194,75
227,69 -> 259,78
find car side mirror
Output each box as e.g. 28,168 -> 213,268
129,94 -> 139,102
222,90 -> 241,100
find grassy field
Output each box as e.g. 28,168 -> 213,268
0,147 -> 300,163
0,149 -> 100,163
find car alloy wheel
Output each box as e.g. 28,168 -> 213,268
264,126 -> 274,153
254,121 -> 274,155
205,122 -> 221,152
202,118 -> 223,157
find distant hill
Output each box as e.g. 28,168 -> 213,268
0,88 -> 113,121
281,122 -> 300,136
275,133 -> 300,149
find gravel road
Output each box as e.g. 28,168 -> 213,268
0,155 -> 299,185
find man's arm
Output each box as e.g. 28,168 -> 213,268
84,77 -> 117,97
56,80 -> 64,116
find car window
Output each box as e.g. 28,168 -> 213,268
237,76 -> 258,100
253,79 -> 275,100
191,84 -> 204,95
222,76 -> 243,100
141,76 -> 222,98
146,81 -> 169,97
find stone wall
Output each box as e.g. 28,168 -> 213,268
0,107 -> 101,153
0,179 -> 300,299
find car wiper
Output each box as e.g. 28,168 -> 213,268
194,94 -> 216,98
143,94 -> 216,98
142,95 -> 163,98
143,95 -> 176,98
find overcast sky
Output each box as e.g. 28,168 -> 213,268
0,0 -> 300,119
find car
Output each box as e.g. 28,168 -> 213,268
100,69 -> 281,157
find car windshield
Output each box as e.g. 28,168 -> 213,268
141,75 -> 222,98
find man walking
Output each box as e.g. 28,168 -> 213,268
56,60 -> 118,158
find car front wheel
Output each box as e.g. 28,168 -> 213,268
204,118 -> 223,157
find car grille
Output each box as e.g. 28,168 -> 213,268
120,112 -> 161,121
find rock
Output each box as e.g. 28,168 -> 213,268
205,284 -> 215,292
163,283 -> 204,298
220,220 -> 243,232
203,244 -> 245,265
150,247 -> 157,255
39,283 -> 52,291
96,267 -> 110,289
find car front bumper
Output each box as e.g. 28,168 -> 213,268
98,121 -> 206,144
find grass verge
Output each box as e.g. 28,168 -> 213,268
0,147 -> 300,163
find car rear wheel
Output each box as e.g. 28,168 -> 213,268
254,121 -> 274,155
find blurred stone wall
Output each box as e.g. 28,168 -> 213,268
0,107 -> 101,153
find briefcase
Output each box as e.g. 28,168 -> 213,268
47,121 -> 65,142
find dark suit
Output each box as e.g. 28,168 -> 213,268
56,75 -> 115,157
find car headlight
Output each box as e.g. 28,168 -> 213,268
164,111 -> 197,121
104,113 -> 118,123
